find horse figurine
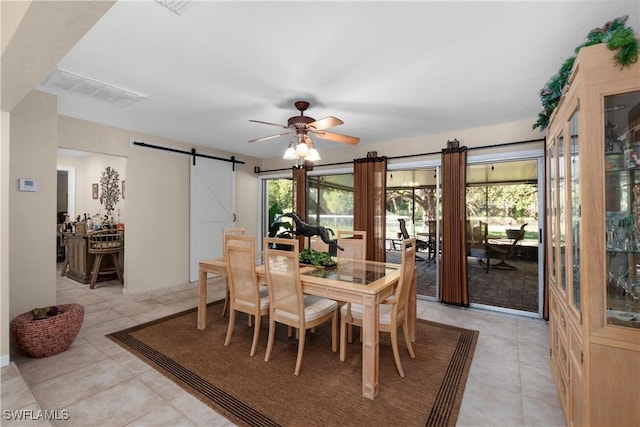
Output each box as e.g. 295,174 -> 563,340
280,212 -> 343,252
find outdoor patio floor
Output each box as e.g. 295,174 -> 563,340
386,249 -> 540,314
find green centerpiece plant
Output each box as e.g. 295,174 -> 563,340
299,247 -> 337,267
268,203 -> 293,239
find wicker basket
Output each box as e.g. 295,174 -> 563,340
11,303 -> 84,358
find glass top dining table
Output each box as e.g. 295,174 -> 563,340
301,260 -> 399,285
197,256 -> 416,400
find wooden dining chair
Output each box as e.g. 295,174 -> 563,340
336,230 -> 367,261
221,227 -> 245,316
309,236 -> 329,253
339,238 -> 416,377
336,230 -> 366,342
224,234 -> 269,356
263,237 -> 339,375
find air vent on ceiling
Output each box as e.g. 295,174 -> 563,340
40,68 -> 147,107
154,0 -> 194,15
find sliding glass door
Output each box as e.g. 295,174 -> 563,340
385,168 -> 440,300
307,173 -> 354,232
261,172 -> 355,247
466,158 -> 543,316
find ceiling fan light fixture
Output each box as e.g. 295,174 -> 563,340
250,100 -> 358,161
295,140 -> 310,157
307,148 -> 321,162
283,140 -> 297,160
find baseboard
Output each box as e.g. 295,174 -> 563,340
0,353 -> 10,367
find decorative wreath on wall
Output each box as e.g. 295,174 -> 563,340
99,166 -> 120,214
533,15 -> 639,131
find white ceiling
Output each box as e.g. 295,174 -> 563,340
36,0 -> 639,160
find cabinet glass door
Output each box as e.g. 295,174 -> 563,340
570,111 -> 580,311
605,90 -> 640,328
549,141 -> 557,286
558,132 -> 566,293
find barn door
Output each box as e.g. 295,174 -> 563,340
189,158 -> 235,282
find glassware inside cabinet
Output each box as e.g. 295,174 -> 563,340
605,90 -> 640,328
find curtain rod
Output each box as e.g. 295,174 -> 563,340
255,137 -> 545,174
132,140 -> 245,169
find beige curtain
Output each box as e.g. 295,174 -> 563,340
441,140 -> 469,306
354,154 -> 387,261
293,165 -> 308,248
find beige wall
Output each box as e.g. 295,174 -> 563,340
1,111 -> 10,365
1,0 -> 31,54
9,91 -> 58,319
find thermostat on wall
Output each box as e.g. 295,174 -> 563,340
18,178 -> 38,192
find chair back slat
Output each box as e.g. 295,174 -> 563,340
309,236 -> 329,253
222,227 -> 245,255
395,238 -> 416,319
264,238 -> 304,319
337,230 -> 367,260
225,235 -> 258,305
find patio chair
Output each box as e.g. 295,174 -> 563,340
398,219 -> 429,259
489,223 -> 527,269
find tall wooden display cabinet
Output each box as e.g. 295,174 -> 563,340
546,43 -> 640,426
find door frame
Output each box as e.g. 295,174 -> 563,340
466,148 -> 545,318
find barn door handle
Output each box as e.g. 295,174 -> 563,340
233,213 -> 236,222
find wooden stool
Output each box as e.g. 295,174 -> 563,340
88,229 -> 124,289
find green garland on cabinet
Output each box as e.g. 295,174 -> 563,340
533,15 -> 639,131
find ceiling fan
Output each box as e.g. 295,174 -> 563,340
248,101 -> 360,146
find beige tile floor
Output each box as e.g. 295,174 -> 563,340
1,270 -> 566,427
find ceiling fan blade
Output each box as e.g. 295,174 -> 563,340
248,132 -> 293,143
313,130 -> 360,145
249,119 -> 289,129
307,116 -> 343,131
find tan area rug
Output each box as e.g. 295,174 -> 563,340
107,302 -> 478,427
